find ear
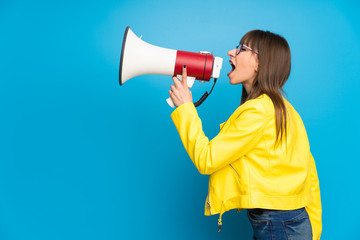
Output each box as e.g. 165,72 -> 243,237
253,56 -> 259,72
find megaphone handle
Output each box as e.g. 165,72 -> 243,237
166,76 -> 196,108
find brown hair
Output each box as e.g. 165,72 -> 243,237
240,30 -> 291,147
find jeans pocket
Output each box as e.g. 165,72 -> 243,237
247,210 -> 272,240
282,209 -> 313,240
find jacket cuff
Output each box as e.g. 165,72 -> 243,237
170,102 -> 197,122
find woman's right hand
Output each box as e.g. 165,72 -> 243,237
168,65 -> 193,107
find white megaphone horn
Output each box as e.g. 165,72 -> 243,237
119,26 -> 223,107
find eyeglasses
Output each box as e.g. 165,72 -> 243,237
236,43 -> 259,55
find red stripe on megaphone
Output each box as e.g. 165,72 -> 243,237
174,51 -> 214,81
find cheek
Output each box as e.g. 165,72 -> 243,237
236,58 -> 253,76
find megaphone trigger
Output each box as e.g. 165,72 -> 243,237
176,75 -> 196,88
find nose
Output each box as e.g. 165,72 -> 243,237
227,49 -> 236,57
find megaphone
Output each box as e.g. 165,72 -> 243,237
119,26 -> 223,107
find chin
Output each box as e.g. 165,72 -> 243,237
229,78 -> 241,85
228,76 -> 236,85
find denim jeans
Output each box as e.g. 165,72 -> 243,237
247,207 -> 312,240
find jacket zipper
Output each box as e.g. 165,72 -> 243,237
207,182 -> 212,215
214,165 -> 240,232
207,200 -> 212,215
230,164 -> 240,178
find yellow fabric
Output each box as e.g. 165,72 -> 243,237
171,93 -> 322,239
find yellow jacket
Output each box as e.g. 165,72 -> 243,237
171,93 -> 322,239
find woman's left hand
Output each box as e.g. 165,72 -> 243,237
168,65 -> 193,107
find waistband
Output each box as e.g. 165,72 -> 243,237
247,207 -> 306,221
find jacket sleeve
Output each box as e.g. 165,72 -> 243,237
170,102 -> 269,175
305,153 -> 322,240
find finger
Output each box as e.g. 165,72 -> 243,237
169,90 -> 180,105
182,65 -> 187,87
172,76 -> 182,89
170,84 -> 177,92
170,84 -> 181,97
168,90 -> 175,102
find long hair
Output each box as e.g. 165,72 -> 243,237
240,30 -> 291,147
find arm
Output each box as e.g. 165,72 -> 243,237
305,153 -> 322,240
170,101 -> 269,175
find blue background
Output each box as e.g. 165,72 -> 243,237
1,0 -> 359,239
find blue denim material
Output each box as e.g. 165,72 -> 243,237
247,207 -> 313,240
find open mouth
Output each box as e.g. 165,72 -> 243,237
228,60 -> 235,76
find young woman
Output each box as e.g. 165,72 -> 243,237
168,30 -> 322,240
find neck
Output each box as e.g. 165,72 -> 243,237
243,82 -> 252,95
